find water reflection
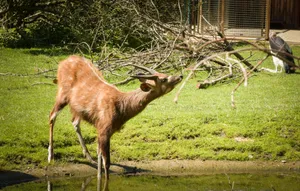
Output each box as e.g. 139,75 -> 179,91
46,176 -> 109,191
3,172 -> 300,191
97,176 -> 108,191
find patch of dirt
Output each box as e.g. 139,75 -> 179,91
115,160 -> 300,176
1,160 -> 300,187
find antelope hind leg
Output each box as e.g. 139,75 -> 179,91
72,117 -> 97,165
48,102 -> 67,163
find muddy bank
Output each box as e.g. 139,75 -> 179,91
114,160 -> 300,176
1,160 -> 300,188
3,160 -> 299,179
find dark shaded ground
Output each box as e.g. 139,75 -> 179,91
0,171 -> 38,189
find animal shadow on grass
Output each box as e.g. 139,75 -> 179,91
76,160 -> 149,175
111,163 -> 150,175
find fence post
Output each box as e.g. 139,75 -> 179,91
221,0 -> 225,34
197,0 -> 201,33
265,0 -> 271,40
192,0 -> 195,34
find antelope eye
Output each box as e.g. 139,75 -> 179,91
161,78 -> 168,83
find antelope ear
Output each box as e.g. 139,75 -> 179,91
140,83 -> 151,92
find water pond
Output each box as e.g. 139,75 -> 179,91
1,172 -> 299,191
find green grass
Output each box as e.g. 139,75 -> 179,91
0,47 -> 300,171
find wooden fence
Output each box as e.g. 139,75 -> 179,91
183,0 -> 270,38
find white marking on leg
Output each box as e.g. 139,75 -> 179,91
48,146 -> 52,163
50,111 -> 60,122
97,152 -> 102,179
102,156 -> 108,179
72,118 -> 80,129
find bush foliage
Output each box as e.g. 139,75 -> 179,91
0,0 -> 180,49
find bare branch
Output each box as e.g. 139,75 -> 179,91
231,55 -> 269,108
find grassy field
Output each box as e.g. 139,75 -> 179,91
0,47 -> 300,171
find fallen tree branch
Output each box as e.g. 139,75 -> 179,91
231,55 -> 269,108
31,82 -> 55,86
217,32 -> 257,71
173,47 -> 270,103
0,69 -> 56,78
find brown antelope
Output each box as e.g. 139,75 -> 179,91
48,55 -> 183,179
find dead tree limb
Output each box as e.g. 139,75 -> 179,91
173,47 -> 269,103
217,32 -> 257,71
231,55 -> 269,108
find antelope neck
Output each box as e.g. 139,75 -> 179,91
117,88 -> 159,121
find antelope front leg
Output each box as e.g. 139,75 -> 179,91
98,133 -> 110,180
49,100 -> 68,163
72,117 -> 97,165
97,148 -> 103,179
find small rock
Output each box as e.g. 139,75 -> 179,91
281,160 -> 287,163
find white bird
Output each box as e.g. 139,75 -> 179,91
268,31 -> 295,74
